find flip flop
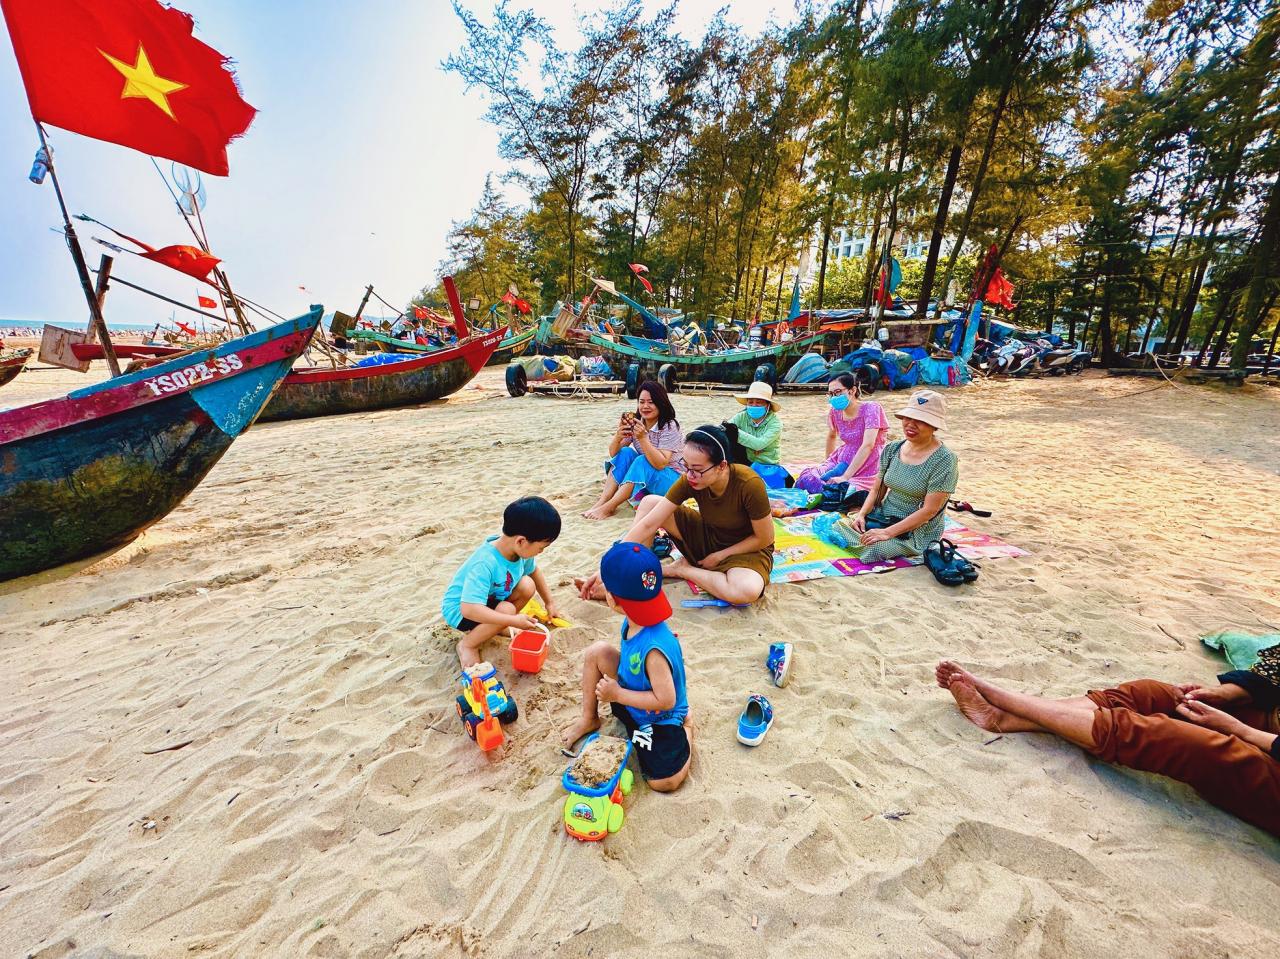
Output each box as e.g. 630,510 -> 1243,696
948,500 -> 992,517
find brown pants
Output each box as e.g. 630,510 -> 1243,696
1086,680 -> 1280,837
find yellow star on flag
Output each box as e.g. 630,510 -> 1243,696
99,44 -> 188,120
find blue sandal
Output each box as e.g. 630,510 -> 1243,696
736,694 -> 774,746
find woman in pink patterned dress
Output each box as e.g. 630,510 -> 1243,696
794,373 -> 889,493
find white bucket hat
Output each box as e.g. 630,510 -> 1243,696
734,381 -> 781,412
894,389 -> 947,430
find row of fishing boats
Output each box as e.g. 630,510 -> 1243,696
0,299 -> 508,582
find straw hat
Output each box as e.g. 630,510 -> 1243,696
894,389 -> 947,430
734,381 -> 781,412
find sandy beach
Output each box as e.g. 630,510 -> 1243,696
2,365 -> 1279,958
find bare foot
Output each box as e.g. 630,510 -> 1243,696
584,503 -> 618,521
573,576 -> 606,601
561,713 -> 602,748
936,660 -> 976,690
946,678 -> 1040,733
457,642 -> 480,670
664,559 -> 694,580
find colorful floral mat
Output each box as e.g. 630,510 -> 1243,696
769,512 -> 1027,584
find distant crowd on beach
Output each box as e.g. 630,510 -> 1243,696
437,377 -> 1280,838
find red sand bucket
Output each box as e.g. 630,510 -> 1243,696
509,625 -> 550,674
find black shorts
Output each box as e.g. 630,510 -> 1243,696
610,703 -> 690,781
455,595 -> 500,633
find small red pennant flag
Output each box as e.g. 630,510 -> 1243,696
628,263 -> 653,294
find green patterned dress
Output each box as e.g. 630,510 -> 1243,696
859,440 -> 959,562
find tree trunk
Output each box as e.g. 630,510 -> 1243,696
815,195 -> 835,310
1207,292 -> 1240,368
1230,172 -> 1280,371
916,138 -> 963,317
934,78 -> 1014,318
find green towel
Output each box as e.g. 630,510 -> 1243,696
1201,631 -> 1280,670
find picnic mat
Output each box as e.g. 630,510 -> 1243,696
769,512 -> 1027,584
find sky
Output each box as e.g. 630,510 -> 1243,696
0,0 -> 788,326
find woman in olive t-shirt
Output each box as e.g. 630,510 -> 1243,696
576,424 -> 775,606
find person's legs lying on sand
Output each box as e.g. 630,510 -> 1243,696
456,576 -> 536,668
935,660 -> 1280,836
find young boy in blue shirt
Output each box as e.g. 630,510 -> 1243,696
442,497 -> 562,667
561,541 -> 692,792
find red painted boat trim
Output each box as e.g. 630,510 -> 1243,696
0,328 -> 312,445
71,343 -> 184,360
285,328 -> 506,384
0,351 -> 32,369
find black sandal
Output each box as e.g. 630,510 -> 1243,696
924,538 -> 975,586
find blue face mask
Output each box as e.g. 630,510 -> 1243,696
828,394 -> 851,411
746,405 -> 768,420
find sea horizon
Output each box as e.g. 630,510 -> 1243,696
1,318 -> 162,333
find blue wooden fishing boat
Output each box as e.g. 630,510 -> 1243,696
585,329 -> 827,394
0,309 -> 321,581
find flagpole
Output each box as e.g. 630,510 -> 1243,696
35,124 -> 122,377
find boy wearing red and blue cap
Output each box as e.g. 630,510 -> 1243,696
561,541 -> 691,792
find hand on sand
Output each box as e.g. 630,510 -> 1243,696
561,713 -> 602,749
1175,699 -> 1246,737
595,675 -> 621,704
575,574 -> 606,601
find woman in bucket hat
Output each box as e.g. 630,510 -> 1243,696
846,389 -> 958,562
724,381 -> 791,488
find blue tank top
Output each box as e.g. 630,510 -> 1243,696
617,619 -> 688,727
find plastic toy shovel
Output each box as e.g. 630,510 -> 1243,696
681,599 -> 749,609
471,676 -> 505,751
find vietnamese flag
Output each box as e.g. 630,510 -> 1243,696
0,0 -> 255,175
984,268 -> 1017,309
141,243 -> 220,281
197,293 -> 216,309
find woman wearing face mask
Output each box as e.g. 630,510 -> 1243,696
724,382 -> 791,488
794,373 -> 889,493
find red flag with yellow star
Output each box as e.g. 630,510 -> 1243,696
0,0 -> 255,175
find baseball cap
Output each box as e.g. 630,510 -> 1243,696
599,541 -> 672,626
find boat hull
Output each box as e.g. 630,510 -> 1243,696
352,327 -> 534,366
258,327 -> 506,422
587,331 -> 825,385
0,310 -> 321,580
0,349 -> 31,389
